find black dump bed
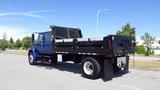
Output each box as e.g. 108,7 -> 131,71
50,25 -> 135,57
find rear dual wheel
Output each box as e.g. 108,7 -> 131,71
81,57 -> 101,79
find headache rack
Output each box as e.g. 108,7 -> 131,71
50,25 -> 82,39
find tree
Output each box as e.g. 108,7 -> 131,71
116,23 -> 136,40
0,40 -> 5,51
15,39 -> 22,49
141,33 -> 155,56
8,37 -> 14,49
9,37 -> 14,43
22,36 -> 32,50
0,33 -> 8,51
136,45 -> 145,54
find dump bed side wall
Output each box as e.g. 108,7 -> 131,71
54,35 -> 135,57
54,38 -> 104,55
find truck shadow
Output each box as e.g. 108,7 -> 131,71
35,62 -> 129,81
112,70 -> 130,80
36,62 -> 81,74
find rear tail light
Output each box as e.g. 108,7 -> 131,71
108,39 -> 112,52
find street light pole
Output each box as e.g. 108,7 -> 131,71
96,9 -> 108,35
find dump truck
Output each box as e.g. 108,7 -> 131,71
28,25 -> 135,80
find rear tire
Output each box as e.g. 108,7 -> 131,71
81,57 -> 101,79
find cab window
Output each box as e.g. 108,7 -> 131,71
38,34 -> 43,42
45,32 -> 52,41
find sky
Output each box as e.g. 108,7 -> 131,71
0,0 -> 159,40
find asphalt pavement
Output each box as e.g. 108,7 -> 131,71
0,53 -> 160,90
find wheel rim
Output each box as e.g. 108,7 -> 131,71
29,54 -> 34,63
83,61 -> 94,75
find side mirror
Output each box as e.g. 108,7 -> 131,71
133,40 -> 136,47
32,34 -> 35,45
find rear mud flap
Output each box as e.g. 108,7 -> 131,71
102,56 -> 129,81
102,59 -> 113,81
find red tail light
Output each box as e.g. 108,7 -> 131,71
108,40 -> 112,51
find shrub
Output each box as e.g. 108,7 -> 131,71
136,45 -> 145,54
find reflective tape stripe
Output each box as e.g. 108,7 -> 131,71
78,52 -> 99,55
55,52 -> 99,55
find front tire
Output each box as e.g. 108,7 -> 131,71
28,52 -> 36,65
81,57 -> 101,79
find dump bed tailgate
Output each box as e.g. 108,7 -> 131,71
104,35 -> 135,57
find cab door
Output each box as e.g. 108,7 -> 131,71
35,33 -> 44,54
43,32 -> 53,54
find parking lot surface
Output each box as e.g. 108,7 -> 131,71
0,53 -> 160,90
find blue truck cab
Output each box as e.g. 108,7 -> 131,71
28,31 -> 53,64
